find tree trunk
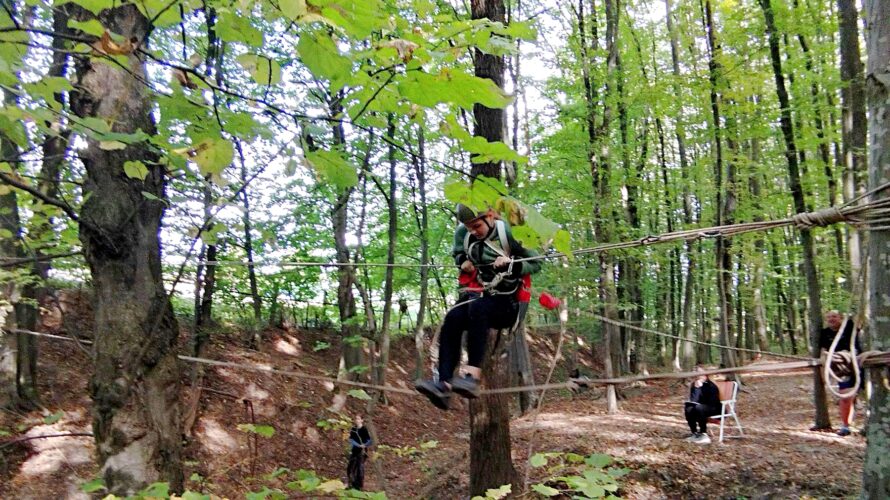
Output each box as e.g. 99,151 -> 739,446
69,4 -> 182,493
468,1 -> 516,494
236,140 -> 262,343
837,0 -> 867,306
374,116 -> 397,393
0,83 -> 39,410
759,0 -> 831,428
861,0 -> 890,493
411,126 -> 430,380
330,95 -> 362,381
703,0 -> 739,373
470,0 -> 506,180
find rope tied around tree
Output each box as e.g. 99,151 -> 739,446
792,206 -> 853,229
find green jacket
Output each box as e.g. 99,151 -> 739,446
452,220 -> 543,293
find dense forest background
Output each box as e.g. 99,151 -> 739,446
1,0 -> 889,496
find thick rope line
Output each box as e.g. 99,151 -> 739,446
9,326 -> 890,397
588,313 -> 810,360
168,182 -> 890,271
184,259 -> 452,269
3,328 -> 416,396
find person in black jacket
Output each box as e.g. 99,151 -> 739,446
818,311 -> 862,436
684,366 -> 721,444
346,415 -> 372,490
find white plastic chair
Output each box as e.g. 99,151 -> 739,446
708,380 -> 744,443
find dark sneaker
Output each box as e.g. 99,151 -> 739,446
415,379 -> 451,410
837,427 -> 851,437
450,374 -> 481,399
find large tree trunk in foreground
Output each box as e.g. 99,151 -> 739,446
759,0 -> 830,429
471,0 -> 506,181
862,0 -> 890,493
468,0 -> 516,495
70,5 -> 182,493
470,333 -> 517,495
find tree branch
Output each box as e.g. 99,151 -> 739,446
0,171 -> 79,222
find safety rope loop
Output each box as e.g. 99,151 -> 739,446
822,316 -> 862,399
792,207 -> 848,230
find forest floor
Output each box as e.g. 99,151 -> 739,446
0,314 -> 866,499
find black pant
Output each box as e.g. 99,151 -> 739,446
438,293 -> 518,383
685,403 -> 719,433
347,449 -> 365,490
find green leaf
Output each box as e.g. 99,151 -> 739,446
529,453 -> 548,468
67,19 -> 105,36
553,229 -> 572,259
264,467 -> 291,480
443,178 -> 472,205
566,452 -> 586,464
316,479 -> 346,493
64,0 -> 114,16
419,440 -> 438,449
246,486 -> 286,500
311,0 -> 388,38
141,191 -> 166,204
585,453 -> 614,468
503,20 -> 537,40
43,410 -> 64,425
279,0 -> 307,19
215,10 -> 263,47
99,140 -> 127,150
123,161 -> 149,181
139,482 -> 170,497
298,32 -> 352,84
80,478 -> 105,493
181,491 -> 210,500
347,389 -> 372,400
192,138 -> 233,175
237,423 -> 275,438
237,54 -> 281,85
470,175 -> 504,210
530,483 -> 560,497
304,149 -> 358,189
484,484 -> 511,499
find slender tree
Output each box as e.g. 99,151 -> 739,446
759,0 -> 831,428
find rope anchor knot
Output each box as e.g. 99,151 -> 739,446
792,207 -> 848,229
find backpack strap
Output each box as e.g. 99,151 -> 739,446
496,220 -> 510,258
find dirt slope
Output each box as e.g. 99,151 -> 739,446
0,324 -> 865,499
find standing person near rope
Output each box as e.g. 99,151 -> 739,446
683,366 -> 721,444
415,203 -> 543,409
346,415 -> 372,490
818,311 -> 861,437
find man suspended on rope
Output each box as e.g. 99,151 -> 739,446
819,310 -> 862,437
415,203 -> 543,410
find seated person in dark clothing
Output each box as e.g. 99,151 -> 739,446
818,310 -> 862,436
684,366 -> 721,444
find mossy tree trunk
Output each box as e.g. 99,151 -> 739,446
69,4 -> 182,494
